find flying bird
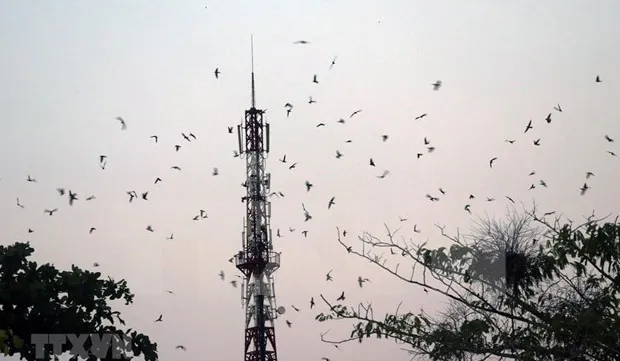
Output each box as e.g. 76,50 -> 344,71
605,135 -> 614,142
293,40 -> 310,44
328,197 -> 335,209
329,56 -> 337,69
326,270 -> 333,281
68,191 -> 78,205
116,117 -> 127,130
524,120 -> 533,133
350,110 -> 362,118
305,181 -> 313,192
432,80 -> 442,90
377,170 -> 390,179
553,104 -> 562,112
595,75 -> 601,83
489,157 -> 497,168
214,68 -> 220,79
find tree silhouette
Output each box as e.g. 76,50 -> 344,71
315,206 -> 620,361
0,242 -> 158,361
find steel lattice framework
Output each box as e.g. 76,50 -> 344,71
233,36 -> 280,361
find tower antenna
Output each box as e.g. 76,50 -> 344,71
251,35 -> 256,108
234,36 -> 279,361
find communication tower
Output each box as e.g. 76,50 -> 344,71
233,36 -> 282,361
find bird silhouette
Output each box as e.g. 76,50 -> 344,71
214,68 -> 220,79
432,80 -> 442,90
525,120 -> 533,133
545,113 -> 552,123
489,157 -> 497,168
329,56 -> 337,69
326,270 -> 333,281
357,276 -> 370,287
328,197 -> 335,209
116,117 -> 127,130
377,170 -> 390,178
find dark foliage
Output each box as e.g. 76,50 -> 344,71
0,242 -> 158,361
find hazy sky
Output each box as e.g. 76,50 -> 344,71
1,1 -> 619,360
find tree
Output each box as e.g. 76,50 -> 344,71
315,206 -> 620,361
0,242 -> 158,361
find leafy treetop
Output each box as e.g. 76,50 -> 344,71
0,242 -> 158,361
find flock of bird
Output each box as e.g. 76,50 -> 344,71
3,35 -> 617,361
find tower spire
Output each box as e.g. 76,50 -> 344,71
251,35 -> 256,108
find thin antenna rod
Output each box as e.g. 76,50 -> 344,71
251,35 -> 256,108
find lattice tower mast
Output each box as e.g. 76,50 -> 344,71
233,36 -> 281,361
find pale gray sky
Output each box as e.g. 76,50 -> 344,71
1,1 -> 619,360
